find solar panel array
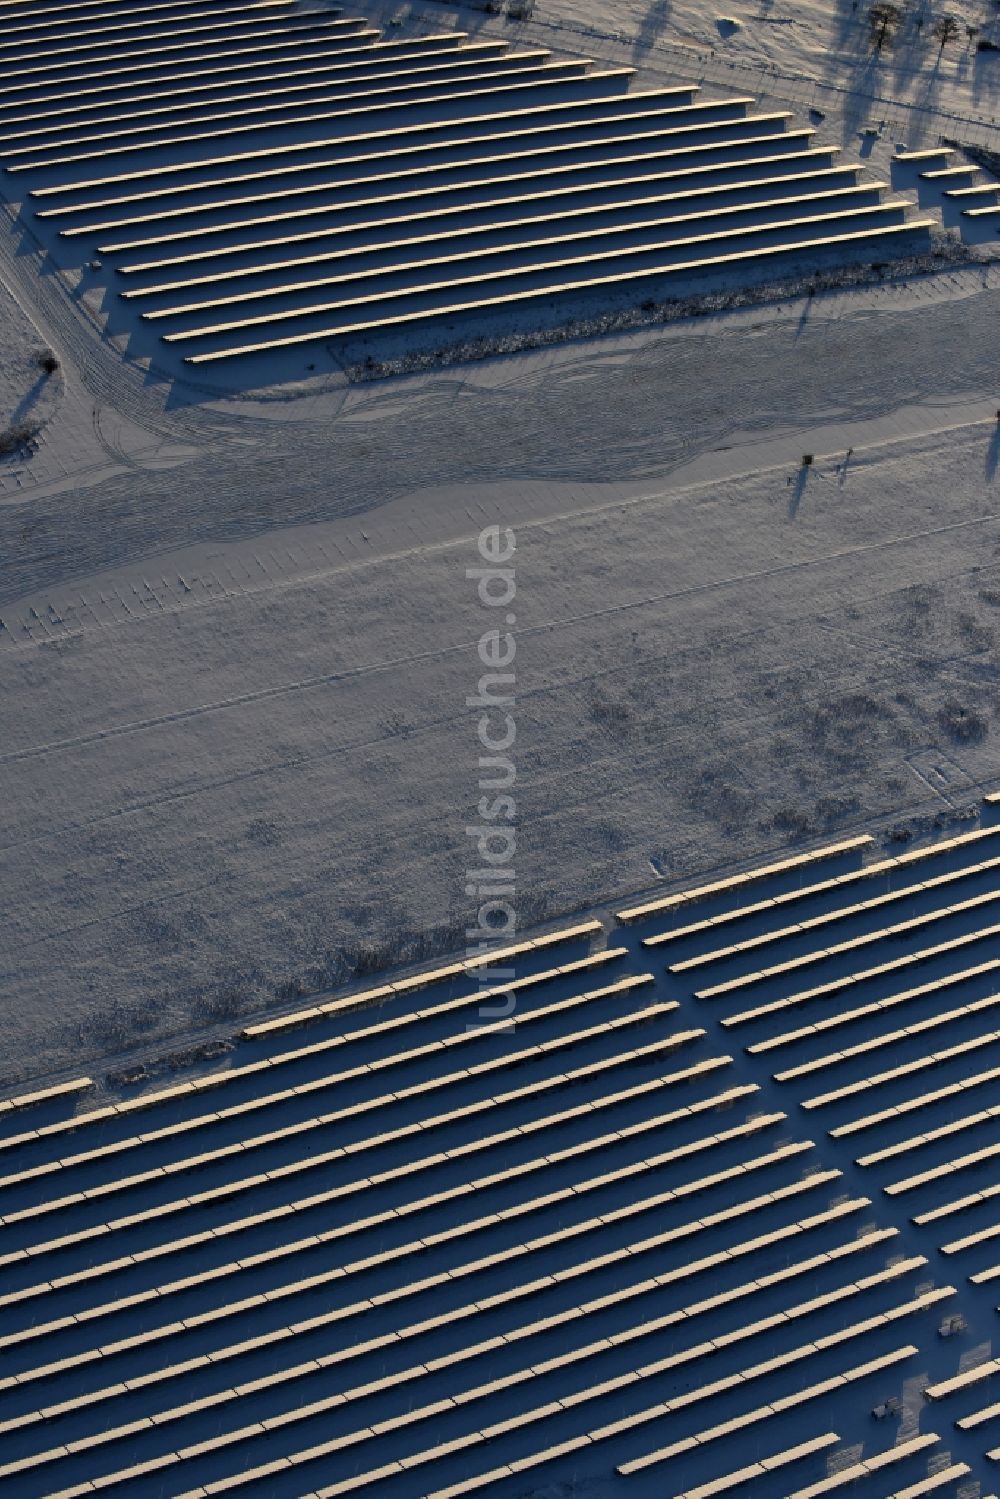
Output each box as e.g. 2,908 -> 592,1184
892,148 -> 1000,243
0,0 -> 937,375
2,797 -> 1000,1497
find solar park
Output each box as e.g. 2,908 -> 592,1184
0,0 -> 945,378
2,795 -> 1000,1497
2,2 -> 1000,1496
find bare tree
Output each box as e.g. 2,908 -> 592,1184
932,13 -> 960,51
869,2 -> 902,50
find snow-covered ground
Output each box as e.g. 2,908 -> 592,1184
2,274 -> 999,1087
0,2 -> 998,1090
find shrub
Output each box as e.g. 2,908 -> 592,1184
938,699 -> 988,743
869,2 -> 902,50
932,14 -> 960,50
0,420 -> 38,457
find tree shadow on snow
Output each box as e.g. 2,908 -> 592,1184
908,47 -> 949,130
632,0 -> 673,60
5,372 -> 48,434
788,464 -> 810,516
987,422 -> 1000,483
838,50 -> 885,143
972,46 -> 1000,110
795,294 -> 815,338
819,0 -> 885,142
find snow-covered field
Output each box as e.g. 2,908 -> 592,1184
2,276 -> 1000,1087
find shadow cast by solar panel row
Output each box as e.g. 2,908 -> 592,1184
2,793 -> 1000,1496
0,0 -> 937,385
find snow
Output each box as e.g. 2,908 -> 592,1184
1,359 -> 999,1087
